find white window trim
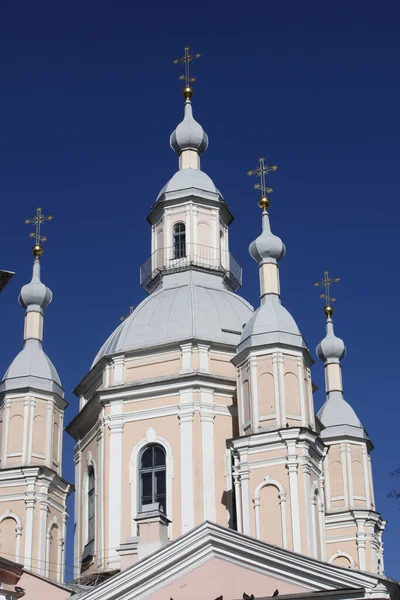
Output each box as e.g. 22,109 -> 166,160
130,432 -> 173,537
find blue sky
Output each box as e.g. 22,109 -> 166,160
1,0 -> 399,581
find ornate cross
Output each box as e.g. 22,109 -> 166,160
25,207 -> 53,255
314,271 -> 340,311
120,306 -> 134,322
248,158 -> 278,210
173,46 -> 201,89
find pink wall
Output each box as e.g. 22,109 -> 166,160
148,557 -> 310,600
17,570 -> 71,600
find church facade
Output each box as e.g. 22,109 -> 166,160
0,61 -> 393,600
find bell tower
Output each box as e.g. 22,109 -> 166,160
0,210 -> 71,582
229,165 -> 325,558
315,284 -> 385,574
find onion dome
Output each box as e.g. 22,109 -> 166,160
170,99 -> 208,155
19,258 -> 52,311
249,211 -> 285,263
316,316 -> 346,363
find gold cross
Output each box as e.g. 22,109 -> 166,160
25,207 -> 53,257
314,271 -> 340,315
173,46 -> 201,90
120,305 -> 134,322
247,158 -> 278,210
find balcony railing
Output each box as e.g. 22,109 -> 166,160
140,243 -> 242,293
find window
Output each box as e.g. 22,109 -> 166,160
173,223 -> 186,259
139,444 -> 166,512
88,466 -> 95,543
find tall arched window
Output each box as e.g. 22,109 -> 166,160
81,465 -> 95,571
173,223 -> 186,259
139,444 -> 166,512
87,466 -> 95,544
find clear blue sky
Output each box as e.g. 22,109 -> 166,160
1,0 -> 399,581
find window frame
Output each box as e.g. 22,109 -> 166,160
173,222 -> 186,259
139,444 -> 167,513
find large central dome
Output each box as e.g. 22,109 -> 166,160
93,271 -> 253,366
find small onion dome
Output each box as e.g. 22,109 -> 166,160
170,99 -> 208,155
19,258 -> 52,311
316,317 -> 346,362
249,210 -> 286,263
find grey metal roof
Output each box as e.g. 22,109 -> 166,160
237,295 -> 308,354
0,339 -> 63,396
318,391 -> 367,441
92,271 -> 253,366
156,168 -> 222,202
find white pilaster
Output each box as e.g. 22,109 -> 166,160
21,397 -> 30,464
45,401 -> 53,466
240,461 -> 251,535
286,442 -> 301,552
24,482 -> 36,569
297,358 -> 307,426
302,463 -> 314,557
198,344 -> 210,373
233,454 -> 243,533
277,353 -> 286,426
107,403 -> 124,569
200,388 -> 216,522
39,498 -> 49,575
178,389 -> 194,532
180,343 -> 193,373
272,353 -> 281,427
250,356 -> 259,432
97,426 -> 104,569
73,445 -> 81,578
340,442 -> 350,508
362,444 -> 371,508
357,520 -> 367,570
113,355 -> 125,386
2,398 -> 11,466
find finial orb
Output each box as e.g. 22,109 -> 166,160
258,196 -> 270,211
182,86 -> 193,99
32,243 -> 44,258
324,305 -> 334,318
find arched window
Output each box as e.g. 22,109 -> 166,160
87,466 -> 95,544
173,223 -> 186,259
139,444 -> 166,512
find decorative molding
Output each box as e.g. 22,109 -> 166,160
129,433 -> 173,538
253,476 -> 288,548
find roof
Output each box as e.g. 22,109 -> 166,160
0,339 -> 63,397
156,168 -> 222,202
237,295 -> 308,356
93,270 -> 253,366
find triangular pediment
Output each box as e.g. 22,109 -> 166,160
77,522 -> 394,600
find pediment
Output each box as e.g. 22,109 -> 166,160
77,522 -> 393,600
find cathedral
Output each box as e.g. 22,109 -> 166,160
0,50 -> 396,600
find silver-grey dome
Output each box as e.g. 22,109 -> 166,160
316,318 -> 346,362
156,168 -> 221,202
19,259 -> 52,310
249,211 -> 285,264
170,99 -> 208,155
237,295 -> 307,354
93,273 -> 253,366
